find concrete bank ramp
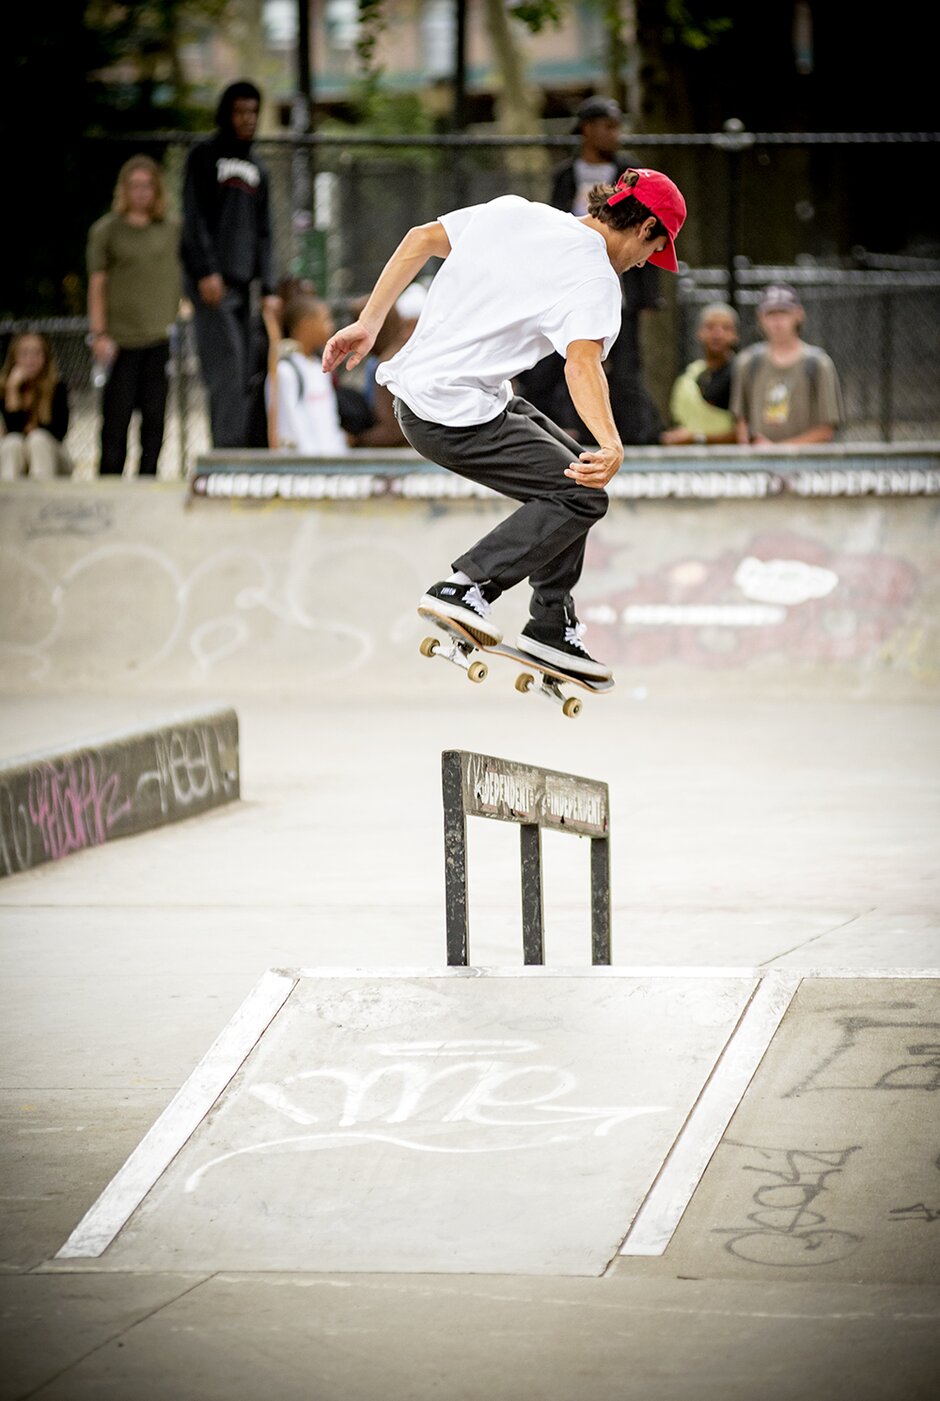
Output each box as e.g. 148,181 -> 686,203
2,476 -> 938,697
53,968 -> 939,1280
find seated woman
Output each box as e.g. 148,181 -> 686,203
660,303 -> 738,446
0,332 -> 71,479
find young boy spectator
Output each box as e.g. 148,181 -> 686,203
732,283 -> 844,444
269,295 -> 348,455
0,332 -> 70,479
661,302 -> 739,445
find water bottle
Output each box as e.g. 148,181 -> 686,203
91,361 -> 110,391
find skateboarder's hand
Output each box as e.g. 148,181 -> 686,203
322,320 -> 376,374
565,446 -> 623,488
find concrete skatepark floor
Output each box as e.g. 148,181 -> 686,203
1,473 -> 939,1398
2,691 -> 939,1400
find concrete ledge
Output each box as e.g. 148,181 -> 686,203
0,707 -> 239,878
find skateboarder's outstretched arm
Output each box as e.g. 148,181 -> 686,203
322,221 -> 452,374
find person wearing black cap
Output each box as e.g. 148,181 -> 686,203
516,95 -> 665,446
180,81 -> 281,447
322,168 -> 687,682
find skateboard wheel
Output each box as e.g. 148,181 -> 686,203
515,672 -> 534,693
562,697 -> 582,719
467,661 -> 488,683
419,636 -> 439,658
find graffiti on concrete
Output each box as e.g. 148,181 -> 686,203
582,529 -> 917,669
26,754 -> 132,864
714,1141 -> 863,1266
135,722 -> 238,818
182,1037 -> 669,1193
889,1203 -> 940,1224
0,713 -> 238,878
784,1011 -> 940,1097
0,498 -> 928,684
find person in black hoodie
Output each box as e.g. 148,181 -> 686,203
181,81 -> 281,447
516,96 -> 664,445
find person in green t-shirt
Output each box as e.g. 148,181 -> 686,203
86,155 -> 181,476
661,302 -> 739,445
731,283 -> 844,445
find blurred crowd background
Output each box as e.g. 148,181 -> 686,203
2,1 -> 938,477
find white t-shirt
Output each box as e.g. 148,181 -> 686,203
376,195 -> 622,427
269,351 -> 348,455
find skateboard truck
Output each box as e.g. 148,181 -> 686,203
419,633 -> 488,684
514,671 -> 583,718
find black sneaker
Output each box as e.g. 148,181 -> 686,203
516,618 -> 612,680
419,580 -> 503,645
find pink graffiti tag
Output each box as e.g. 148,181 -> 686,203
26,757 -> 133,862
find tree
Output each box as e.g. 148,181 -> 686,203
1,0 -> 238,316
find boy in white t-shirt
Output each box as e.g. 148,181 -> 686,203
322,168 -> 686,679
270,295 -> 348,456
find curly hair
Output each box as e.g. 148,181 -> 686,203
586,171 -> 668,240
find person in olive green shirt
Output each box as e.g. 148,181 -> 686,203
87,155 -> 181,476
661,302 -> 739,445
731,283 -> 844,445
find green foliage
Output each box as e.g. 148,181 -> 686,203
356,0 -> 388,75
503,0 -> 732,50
662,0 -> 732,50
84,0 -> 236,126
350,79 -> 436,138
504,0 -> 566,33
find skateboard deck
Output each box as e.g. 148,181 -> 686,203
418,606 -> 614,718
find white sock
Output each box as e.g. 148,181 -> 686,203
448,571 -> 474,586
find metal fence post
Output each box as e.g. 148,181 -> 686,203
520,824 -> 545,965
442,750 -> 469,966
590,836 -> 611,966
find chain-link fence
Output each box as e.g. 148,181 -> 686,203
6,130 -> 938,476
676,267 -> 940,443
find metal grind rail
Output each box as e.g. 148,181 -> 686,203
442,749 -> 610,968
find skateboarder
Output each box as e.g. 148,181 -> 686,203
322,168 -> 686,680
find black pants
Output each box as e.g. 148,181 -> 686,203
188,281 -> 252,448
396,396 -> 608,623
99,341 -> 170,476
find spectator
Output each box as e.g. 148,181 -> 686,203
0,332 -> 70,480
86,155 -> 181,477
661,302 -> 739,445
181,80 -> 281,447
515,96 -> 664,445
732,283 -> 844,444
268,294 -> 348,455
350,282 -> 427,448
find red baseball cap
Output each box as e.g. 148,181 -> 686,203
606,168 -> 687,272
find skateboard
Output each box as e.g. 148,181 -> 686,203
417,606 -> 614,718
